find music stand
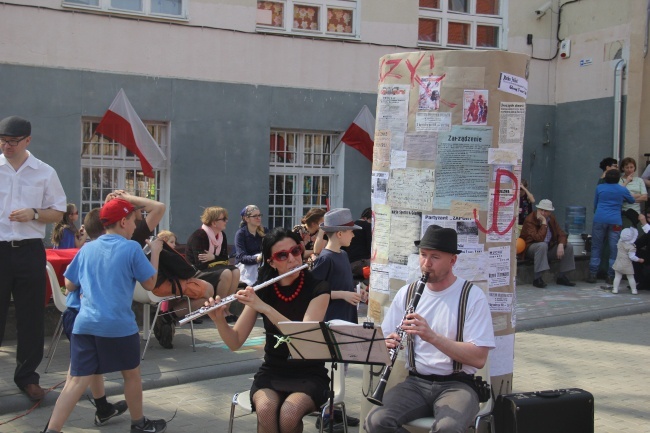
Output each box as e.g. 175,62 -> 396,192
276,321 -> 390,433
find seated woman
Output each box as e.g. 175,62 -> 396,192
51,203 -> 88,248
186,206 -> 240,322
292,208 -> 326,260
206,228 -> 330,433
234,205 -> 268,286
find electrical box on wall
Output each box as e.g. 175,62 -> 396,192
560,39 -> 571,59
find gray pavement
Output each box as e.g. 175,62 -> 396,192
1,280 -> 650,432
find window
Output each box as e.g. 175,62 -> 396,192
257,1 -> 358,39
268,130 -> 339,229
418,0 -> 504,49
62,0 -> 187,20
79,119 -> 170,228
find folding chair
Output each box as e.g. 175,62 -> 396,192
132,282 -> 195,359
228,363 -> 348,433
44,262 -> 69,373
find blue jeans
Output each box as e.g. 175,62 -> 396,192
589,222 -> 621,277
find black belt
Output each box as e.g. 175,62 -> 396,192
409,371 -> 474,383
0,239 -> 42,248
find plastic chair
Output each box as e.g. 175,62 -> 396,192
404,359 -> 495,433
44,262 -> 69,373
132,282 -> 196,359
228,362 -> 348,433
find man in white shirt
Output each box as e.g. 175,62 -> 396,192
365,225 -> 495,433
0,116 -> 66,400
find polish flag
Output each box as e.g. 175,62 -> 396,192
340,105 -> 375,161
95,89 -> 167,178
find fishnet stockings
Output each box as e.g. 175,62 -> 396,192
252,389 -> 317,433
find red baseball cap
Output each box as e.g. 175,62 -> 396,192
100,198 -> 138,227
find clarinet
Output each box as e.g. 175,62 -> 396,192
367,271 -> 429,406
178,264 -> 308,325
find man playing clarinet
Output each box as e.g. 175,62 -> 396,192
365,225 -> 495,433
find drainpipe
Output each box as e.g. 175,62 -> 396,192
645,0 -> 650,57
613,59 -> 626,160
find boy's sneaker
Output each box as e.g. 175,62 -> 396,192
131,417 -> 167,433
315,416 -> 344,433
94,400 -> 128,426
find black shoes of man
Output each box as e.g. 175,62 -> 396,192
533,275 -> 575,288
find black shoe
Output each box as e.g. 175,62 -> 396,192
556,275 -> 576,287
332,411 -> 360,426
95,400 -> 128,426
131,417 -> 167,433
532,277 -> 547,288
315,416 -> 344,433
605,276 -> 614,285
585,274 -> 597,284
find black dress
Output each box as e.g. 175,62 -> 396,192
250,271 -> 330,408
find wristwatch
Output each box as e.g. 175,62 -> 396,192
32,208 -> 39,220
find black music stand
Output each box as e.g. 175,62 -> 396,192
276,321 -> 390,433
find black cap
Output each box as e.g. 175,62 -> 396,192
414,225 -> 461,255
0,116 -> 31,137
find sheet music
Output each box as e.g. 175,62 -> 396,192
276,321 -> 391,366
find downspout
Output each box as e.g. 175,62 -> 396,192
613,59 -> 626,160
645,0 -> 650,57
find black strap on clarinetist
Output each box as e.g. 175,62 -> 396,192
406,280 -> 473,374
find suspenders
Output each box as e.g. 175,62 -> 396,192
405,279 -> 474,373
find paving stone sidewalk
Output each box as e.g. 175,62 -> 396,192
1,280 -> 649,431
1,314 -> 648,432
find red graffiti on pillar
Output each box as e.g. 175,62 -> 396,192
429,53 -> 435,70
379,58 -> 403,83
474,168 -> 519,235
405,54 -> 426,86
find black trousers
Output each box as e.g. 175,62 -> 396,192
0,240 -> 46,388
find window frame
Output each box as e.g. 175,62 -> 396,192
62,0 -> 189,21
79,118 -> 171,230
268,129 -> 342,229
256,0 -> 360,41
418,0 -> 507,50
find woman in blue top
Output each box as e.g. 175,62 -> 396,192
51,203 -> 87,249
234,205 -> 268,285
588,169 -> 635,283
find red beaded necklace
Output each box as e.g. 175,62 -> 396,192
274,271 -> 304,302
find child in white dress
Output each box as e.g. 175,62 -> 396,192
612,228 -> 644,294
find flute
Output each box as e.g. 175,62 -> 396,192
178,264 -> 309,325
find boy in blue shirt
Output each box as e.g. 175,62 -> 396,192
310,208 -> 362,430
44,198 -> 167,433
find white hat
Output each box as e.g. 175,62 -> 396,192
620,228 -> 638,244
536,199 -> 555,211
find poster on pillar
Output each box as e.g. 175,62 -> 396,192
364,50 -> 529,410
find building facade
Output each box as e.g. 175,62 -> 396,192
0,0 -> 647,240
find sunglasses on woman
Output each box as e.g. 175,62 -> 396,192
269,245 -> 304,262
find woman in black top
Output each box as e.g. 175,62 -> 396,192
186,206 -> 240,321
207,228 -> 330,432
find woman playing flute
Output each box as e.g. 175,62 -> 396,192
206,227 -> 331,433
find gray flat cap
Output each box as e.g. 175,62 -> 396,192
0,116 -> 31,137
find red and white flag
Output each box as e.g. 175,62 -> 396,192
95,89 -> 167,178
340,105 -> 375,161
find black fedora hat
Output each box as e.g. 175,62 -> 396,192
414,225 -> 461,254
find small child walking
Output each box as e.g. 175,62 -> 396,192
612,228 -> 644,294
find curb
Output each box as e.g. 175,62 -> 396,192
516,302 -> 650,332
0,358 -> 262,417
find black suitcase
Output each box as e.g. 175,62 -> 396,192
493,388 -> 594,433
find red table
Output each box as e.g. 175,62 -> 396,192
45,248 -> 79,306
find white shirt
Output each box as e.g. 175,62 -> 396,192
382,277 -> 495,376
0,151 -> 67,241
